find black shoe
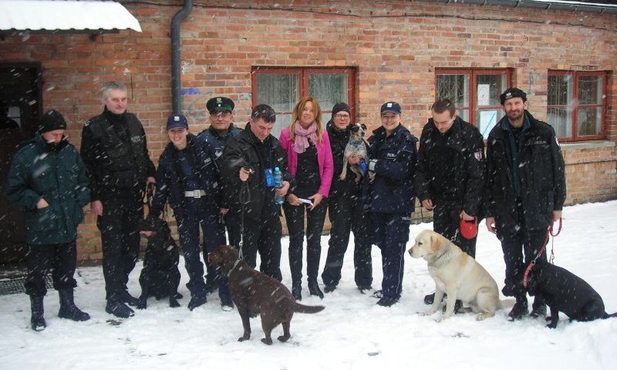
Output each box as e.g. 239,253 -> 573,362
530,302 -> 547,318
106,300 -> 135,318
205,281 -> 218,294
442,300 -> 463,314
371,290 -> 383,299
292,285 -> 302,301
220,295 -> 234,311
377,296 -> 399,307
324,285 -> 337,293
188,295 -> 207,311
357,286 -> 372,294
508,300 -> 529,321
122,291 -> 140,307
308,282 -> 324,299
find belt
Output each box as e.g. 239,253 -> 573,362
184,190 -> 206,198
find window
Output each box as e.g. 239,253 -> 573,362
252,67 -> 356,138
548,71 -> 606,141
436,68 -> 511,139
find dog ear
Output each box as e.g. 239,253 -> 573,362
431,233 -> 443,253
360,123 -> 367,131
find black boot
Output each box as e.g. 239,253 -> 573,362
508,297 -> 528,321
30,295 -> 46,331
58,289 -> 90,322
530,297 -> 547,318
106,300 -> 135,318
292,282 -> 302,301
308,280 -> 324,299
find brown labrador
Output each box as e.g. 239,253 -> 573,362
208,245 -> 325,345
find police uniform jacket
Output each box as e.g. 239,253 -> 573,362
80,108 -> 155,201
6,135 -> 90,245
197,124 -> 242,159
414,116 -> 485,217
485,110 -> 566,232
220,123 -> 294,222
368,123 -> 418,214
149,134 -> 221,221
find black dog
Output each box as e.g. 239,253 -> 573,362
525,262 -> 617,328
138,218 -> 182,309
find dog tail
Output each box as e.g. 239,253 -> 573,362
293,302 -> 325,314
604,312 -> 617,319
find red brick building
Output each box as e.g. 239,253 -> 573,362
1,0 -> 616,263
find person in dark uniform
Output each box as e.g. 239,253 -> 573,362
146,114 -> 229,311
6,110 -> 90,331
220,104 -> 293,283
321,102 -> 373,294
80,81 -> 156,319
367,101 -> 417,307
415,99 -> 485,306
197,96 -> 242,294
485,87 -> 566,321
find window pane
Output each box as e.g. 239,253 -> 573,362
577,107 -> 602,136
308,73 -> 348,113
578,75 -> 602,104
476,109 -> 503,139
476,75 -> 506,106
437,74 -> 469,108
255,73 -> 299,138
548,107 -> 571,137
548,75 -> 571,105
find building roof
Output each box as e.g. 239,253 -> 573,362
0,0 -> 142,32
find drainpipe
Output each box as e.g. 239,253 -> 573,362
171,0 -> 193,114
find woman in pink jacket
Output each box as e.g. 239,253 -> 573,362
279,96 -> 334,300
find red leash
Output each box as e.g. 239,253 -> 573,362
522,217 -> 562,289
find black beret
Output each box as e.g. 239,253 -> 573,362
500,88 -> 527,105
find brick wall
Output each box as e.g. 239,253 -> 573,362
1,0 -> 616,262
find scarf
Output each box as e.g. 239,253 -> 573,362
293,121 -> 317,154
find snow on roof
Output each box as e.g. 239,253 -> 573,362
0,0 -> 142,32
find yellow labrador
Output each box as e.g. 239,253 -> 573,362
409,230 -> 501,322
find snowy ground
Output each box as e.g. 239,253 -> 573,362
1,201 -> 616,370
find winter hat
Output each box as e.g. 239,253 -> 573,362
331,102 -> 351,119
38,110 -> 67,133
460,217 -> 478,240
500,88 -> 527,105
166,114 -> 189,130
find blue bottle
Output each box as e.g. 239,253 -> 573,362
273,167 -> 284,205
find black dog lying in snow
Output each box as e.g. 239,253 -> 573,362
138,218 -> 182,309
525,261 -> 617,328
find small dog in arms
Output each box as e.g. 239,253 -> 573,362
340,122 -> 368,183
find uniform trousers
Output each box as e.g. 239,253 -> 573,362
433,202 -> 477,258
373,212 -> 411,300
25,241 -> 78,296
177,198 -> 226,299
98,196 -> 142,302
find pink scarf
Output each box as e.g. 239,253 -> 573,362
293,121 -> 317,154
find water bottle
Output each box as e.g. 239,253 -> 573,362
359,159 -> 367,173
273,167 -> 284,205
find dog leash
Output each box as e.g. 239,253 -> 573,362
237,179 -> 251,261
523,217 -> 562,289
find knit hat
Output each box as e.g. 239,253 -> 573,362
38,110 -> 67,133
166,114 -> 189,130
500,88 -> 527,105
331,102 -> 351,120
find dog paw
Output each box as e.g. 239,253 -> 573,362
169,300 -> 180,308
237,336 -> 250,342
277,335 -> 291,343
261,338 -> 273,345
137,302 -> 147,310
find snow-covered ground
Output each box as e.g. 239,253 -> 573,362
1,201 -> 616,370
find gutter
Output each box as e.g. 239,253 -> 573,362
171,0 -> 193,114
418,0 -> 617,14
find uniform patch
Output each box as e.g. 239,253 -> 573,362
473,150 -> 483,161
